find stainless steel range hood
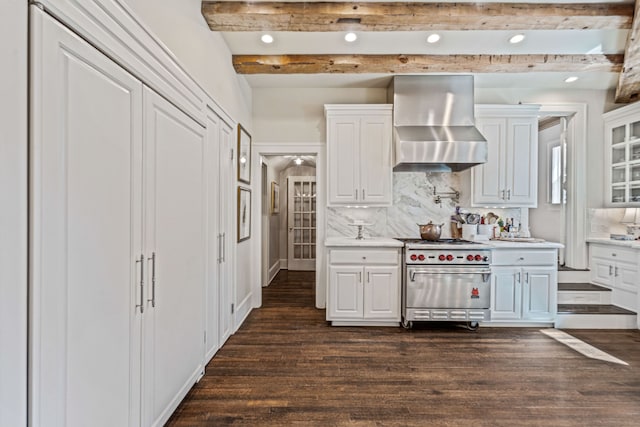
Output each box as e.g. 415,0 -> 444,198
388,75 -> 487,172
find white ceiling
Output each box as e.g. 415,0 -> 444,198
217,0 -> 632,89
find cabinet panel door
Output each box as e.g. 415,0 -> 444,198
360,115 -> 391,205
522,268 -> 556,321
328,117 -> 359,204
363,266 -> 400,320
590,256 -> 614,287
473,118 -> 506,204
328,266 -> 363,319
31,12 -> 143,427
490,267 -> 521,320
143,88 -> 206,427
505,117 -> 537,205
615,260 -> 638,294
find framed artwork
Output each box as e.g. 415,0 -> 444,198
237,124 -> 251,184
271,182 -> 280,215
237,186 -> 251,242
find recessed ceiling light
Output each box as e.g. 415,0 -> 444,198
427,34 -> 441,44
509,34 -> 525,44
261,34 -> 274,44
564,76 -> 579,83
294,157 -> 303,165
344,32 -> 357,42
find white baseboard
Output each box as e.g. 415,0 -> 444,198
555,313 -> 637,329
280,258 -> 288,270
267,261 -> 280,285
233,293 -> 253,333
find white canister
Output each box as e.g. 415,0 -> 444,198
477,224 -> 495,237
462,224 -> 478,241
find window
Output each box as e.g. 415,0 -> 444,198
549,143 -> 566,205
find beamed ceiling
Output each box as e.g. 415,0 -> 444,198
202,0 -> 640,102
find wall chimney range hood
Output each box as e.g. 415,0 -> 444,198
388,75 -> 488,172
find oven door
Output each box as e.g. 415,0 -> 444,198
405,266 -> 491,309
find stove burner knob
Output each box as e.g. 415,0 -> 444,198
418,254 -> 426,261
446,254 -> 454,261
475,254 -> 483,261
410,254 -> 418,261
467,254 -> 474,261
483,256 -> 489,262
438,254 -> 446,261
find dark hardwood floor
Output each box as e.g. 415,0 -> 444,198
167,270 -> 640,426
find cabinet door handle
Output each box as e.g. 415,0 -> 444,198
506,189 -> 511,200
217,234 -> 222,264
354,189 -> 358,200
222,232 -> 226,263
615,266 -> 619,277
367,271 -> 370,283
359,272 -> 362,283
147,252 -> 156,307
362,189 -> 365,200
609,265 -> 613,276
136,254 -> 145,314
517,272 -> 521,283
501,190 -> 506,200
524,272 -> 529,283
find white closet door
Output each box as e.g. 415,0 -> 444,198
218,120 -> 235,346
142,88 -> 206,427
31,10 -> 143,427
205,109 -> 221,362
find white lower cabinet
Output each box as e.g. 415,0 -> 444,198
31,11 -> 208,427
490,249 -> 558,324
327,248 -> 400,324
589,243 -> 639,311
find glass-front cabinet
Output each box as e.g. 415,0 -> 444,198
604,103 -> 640,206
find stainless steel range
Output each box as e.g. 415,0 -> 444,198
399,239 -> 492,329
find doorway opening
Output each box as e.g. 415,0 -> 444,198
261,155 -> 317,288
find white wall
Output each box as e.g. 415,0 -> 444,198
529,123 -> 563,242
0,1 -> 27,425
125,0 -> 252,126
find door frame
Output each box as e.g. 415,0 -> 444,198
251,142 -> 327,309
536,103 -> 588,269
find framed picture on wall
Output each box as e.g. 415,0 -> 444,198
271,182 -> 280,214
237,186 -> 251,242
237,124 -> 251,184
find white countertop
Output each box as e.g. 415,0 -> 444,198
587,237 -> 640,249
325,237 -> 404,248
485,240 -> 564,249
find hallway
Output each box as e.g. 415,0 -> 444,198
167,271 -> 640,426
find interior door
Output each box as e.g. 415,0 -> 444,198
31,10 -> 143,426
143,88 -> 206,427
218,120 -> 234,347
288,176 -> 317,271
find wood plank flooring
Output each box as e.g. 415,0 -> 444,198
167,270 -> 640,426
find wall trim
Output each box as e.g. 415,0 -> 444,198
267,261 -> 280,286
233,293 -> 253,333
251,142 -> 327,309
279,258 -> 288,270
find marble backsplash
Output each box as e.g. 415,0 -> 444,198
327,172 -> 522,239
587,208 -> 627,237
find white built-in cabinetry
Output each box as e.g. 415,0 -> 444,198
327,247 -> 401,325
603,102 -> 640,206
325,104 -> 393,206
472,105 -> 540,207
589,243 -> 639,312
30,10 -> 232,427
205,108 -> 235,363
490,249 -> 557,323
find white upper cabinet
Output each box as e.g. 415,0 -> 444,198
325,105 -> 393,206
603,102 -> 640,206
472,105 -> 540,207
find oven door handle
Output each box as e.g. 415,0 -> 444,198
409,268 -> 491,281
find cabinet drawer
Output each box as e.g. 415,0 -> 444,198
330,249 -> 398,265
491,250 -> 556,266
590,244 -> 637,264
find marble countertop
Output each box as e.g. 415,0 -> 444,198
485,240 -> 564,249
587,237 -> 640,249
325,237 -> 405,248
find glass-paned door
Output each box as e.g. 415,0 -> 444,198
288,176 -> 316,270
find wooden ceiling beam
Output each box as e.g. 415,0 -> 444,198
616,0 -> 640,103
202,2 -> 633,32
232,54 -> 623,74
